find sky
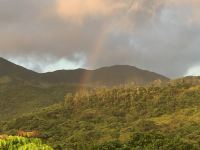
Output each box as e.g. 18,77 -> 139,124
0,0 -> 200,78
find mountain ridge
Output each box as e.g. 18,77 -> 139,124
0,57 -> 169,86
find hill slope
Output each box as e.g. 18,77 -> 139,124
0,57 -> 39,81
0,81 -> 79,120
1,81 -> 200,149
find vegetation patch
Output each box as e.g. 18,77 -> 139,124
0,136 -> 53,150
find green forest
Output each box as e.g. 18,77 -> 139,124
1,78 -> 200,149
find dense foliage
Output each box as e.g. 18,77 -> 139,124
1,79 -> 200,149
0,136 -> 53,150
94,132 -> 199,150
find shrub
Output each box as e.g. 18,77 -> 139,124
0,136 -> 53,150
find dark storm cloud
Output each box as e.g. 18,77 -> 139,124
0,0 -> 200,77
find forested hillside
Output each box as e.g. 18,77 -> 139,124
0,79 -> 79,120
1,79 -> 200,149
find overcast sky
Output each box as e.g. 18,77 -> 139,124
0,0 -> 200,78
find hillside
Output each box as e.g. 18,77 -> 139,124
0,57 -> 168,86
0,57 -> 40,81
1,80 -> 200,149
0,81 -> 79,120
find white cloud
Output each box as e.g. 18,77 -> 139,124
186,65 -> 200,76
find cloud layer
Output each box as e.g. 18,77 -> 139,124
0,0 -> 200,77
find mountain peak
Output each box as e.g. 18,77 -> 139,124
96,65 -> 141,71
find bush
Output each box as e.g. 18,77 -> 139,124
0,136 -> 53,150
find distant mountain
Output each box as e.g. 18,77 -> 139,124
0,57 -> 169,86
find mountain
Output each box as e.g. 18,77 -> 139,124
42,65 -> 168,86
0,57 -> 169,86
0,57 -> 169,120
